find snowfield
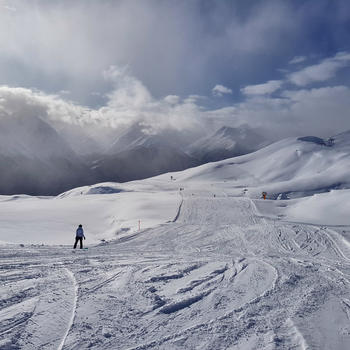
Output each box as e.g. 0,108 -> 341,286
1,134 -> 350,349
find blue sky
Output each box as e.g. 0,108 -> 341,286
0,0 -> 350,139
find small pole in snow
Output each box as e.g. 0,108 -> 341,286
138,220 -> 141,231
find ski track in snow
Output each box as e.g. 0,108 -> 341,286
2,187 -> 350,349
57,268 -> 78,350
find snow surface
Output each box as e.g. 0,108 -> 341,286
0,182 -> 179,245
2,135 -> 350,349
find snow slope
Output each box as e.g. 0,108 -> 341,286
1,133 -> 350,349
176,132 -> 350,200
0,182 -> 180,245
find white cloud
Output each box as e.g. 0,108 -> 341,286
288,52 -> 350,86
0,83 -> 208,153
164,95 -> 180,105
103,66 -> 152,109
289,56 -> 307,65
59,90 -> 71,95
1,0 -> 16,12
233,85 -> 350,139
0,67 -> 205,136
2,53 -> 350,155
184,95 -> 206,104
212,85 -> 233,97
241,80 -> 283,96
2,5 -> 16,11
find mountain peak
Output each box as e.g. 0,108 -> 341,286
188,125 -> 267,163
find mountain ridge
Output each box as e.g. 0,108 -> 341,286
2,113 -> 344,195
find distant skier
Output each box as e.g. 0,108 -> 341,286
73,224 -> 85,249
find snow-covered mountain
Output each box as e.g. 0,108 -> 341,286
0,106 -> 276,195
176,130 -> 350,200
93,124 -> 269,184
187,125 -> 267,163
2,110 -> 346,197
106,122 -> 199,154
2,130 -> 350,349
86,123 -> 199,183
0,117 -> 201,194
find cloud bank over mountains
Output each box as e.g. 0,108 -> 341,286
1,49 -> 350,148
0,0 -> 350,194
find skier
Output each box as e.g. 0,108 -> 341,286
73,224 -> 86,249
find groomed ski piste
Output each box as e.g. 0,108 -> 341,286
2,133 -> 350,349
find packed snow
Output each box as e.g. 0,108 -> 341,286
1,134 -> 350,349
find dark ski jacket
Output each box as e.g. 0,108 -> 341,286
76,227 -> 85,238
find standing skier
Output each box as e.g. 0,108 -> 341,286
73,224 -> 86,249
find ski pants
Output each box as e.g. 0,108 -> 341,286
74,237 -> 83,249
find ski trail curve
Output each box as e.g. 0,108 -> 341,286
57,267 -> 78,350
172,192 -> 184,223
